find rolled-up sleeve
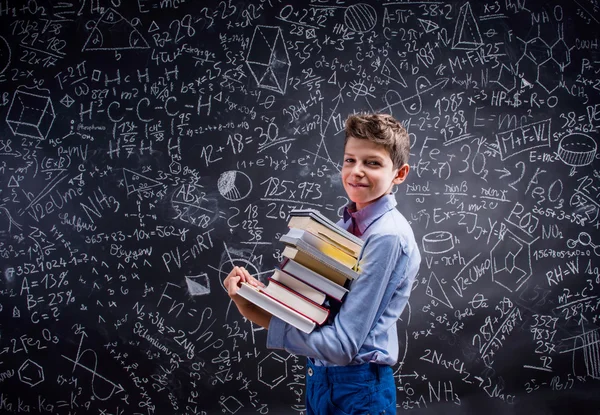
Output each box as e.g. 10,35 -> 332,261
266,233 -> 404,366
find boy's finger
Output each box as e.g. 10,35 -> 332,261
227,276 -> 241,296
241,267 -> 260,286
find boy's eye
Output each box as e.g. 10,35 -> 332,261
368,161 -> 381,166
344,158 -> 354,163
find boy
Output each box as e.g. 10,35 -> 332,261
224,113 -> 421,414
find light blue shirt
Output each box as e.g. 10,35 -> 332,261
267,194 -> 421,367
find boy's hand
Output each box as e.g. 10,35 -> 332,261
224,266 -> 263,301
223,266 -> 272,329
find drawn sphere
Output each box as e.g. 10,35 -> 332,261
217,170 -> 252,201
344,4 -> 377,33
0,35 -> 10,75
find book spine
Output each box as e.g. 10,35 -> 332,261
268,278 -> 328,311
280,260 -> 346,302
260,288 -> 328,325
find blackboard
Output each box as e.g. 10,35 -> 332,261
0,0 -> 599,413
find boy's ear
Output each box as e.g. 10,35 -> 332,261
393,164 -> 410,184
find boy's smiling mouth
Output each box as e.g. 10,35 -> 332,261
348,182 -> 369,188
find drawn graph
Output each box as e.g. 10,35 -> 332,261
562,321 -> 600,380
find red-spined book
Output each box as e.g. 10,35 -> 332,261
236,282 -> 316,334
263,278 -> 329,325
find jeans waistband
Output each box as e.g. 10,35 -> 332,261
307,360 -> 392,383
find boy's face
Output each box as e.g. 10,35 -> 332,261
342,136 -> 409,211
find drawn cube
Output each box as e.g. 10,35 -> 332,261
7,90 -> 55,139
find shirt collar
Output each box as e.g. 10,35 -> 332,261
342,194 -> 397,235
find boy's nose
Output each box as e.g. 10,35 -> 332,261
352,163 -> 365,176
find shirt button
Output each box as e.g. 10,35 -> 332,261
307,368 -> 313,376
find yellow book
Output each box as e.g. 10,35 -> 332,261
288,215 -> 362,258
282,246 -> 350,286
280,228 -> 358,269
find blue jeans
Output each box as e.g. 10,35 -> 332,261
305,360 -> 396,415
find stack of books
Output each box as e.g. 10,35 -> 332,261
236,209 -> 363,333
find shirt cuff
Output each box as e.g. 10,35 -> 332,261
266,316 -> 287,349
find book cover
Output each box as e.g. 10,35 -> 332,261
280,258 -> 349,302
264,278 -> 329,324
280,228 -> 359,269
288,215 -> 363,258
236,282 -> 316,334
270,269 -> 326,305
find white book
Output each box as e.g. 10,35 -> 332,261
280,258 -> 349,302
270,269 -> 326,305
236,282 -> 316,334
263,278 -> 329,325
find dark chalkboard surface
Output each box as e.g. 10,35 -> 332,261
0,0 -> 599,413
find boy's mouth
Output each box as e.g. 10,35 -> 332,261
348,182 -> 369,188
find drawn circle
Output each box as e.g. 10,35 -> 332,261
0,36 -> 11,75
344,4 -> 377,33
557,133 -> 597,166
217,170 -> 252,201
422,231 -> 454,254
578,232 -> 591,246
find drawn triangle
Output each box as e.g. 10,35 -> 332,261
8,175 -> 19,187
418,18 -> 439,33
328,71 -> 337,84
521,77 -> 533,89
381,58 -> 407,88
148,21 -> 160,33
122,168 -> 164,195
426,271 -> 453,308
82,8 -> 150,51
185,274 -> 211,296
69,173 -> 84,185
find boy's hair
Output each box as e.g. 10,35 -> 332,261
344,113 -> 410,168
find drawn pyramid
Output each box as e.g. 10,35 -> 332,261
426,271 -> 453,308
381,58 -> 407,87
452,3 -> 483,50
122,168 -> 164,195
246,26 -> 291,95
82,8 -> 149,51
